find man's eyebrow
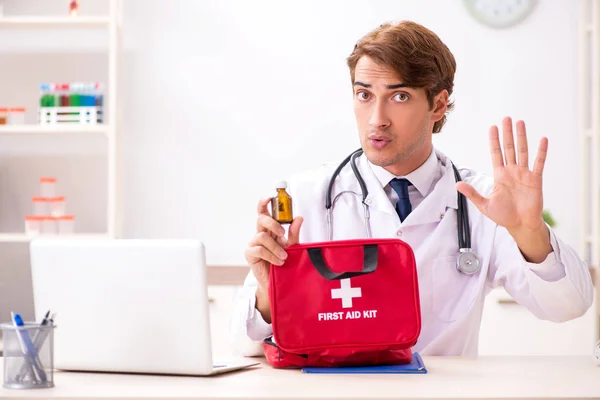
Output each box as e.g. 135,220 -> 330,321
353,82 -> 410,89
386,83 -> 409,89
354,81 -> 371,88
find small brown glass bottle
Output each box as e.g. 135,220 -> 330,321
271,181 -> 293,224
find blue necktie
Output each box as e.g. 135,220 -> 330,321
389,178 -> 412,222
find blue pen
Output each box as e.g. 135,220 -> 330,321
16,311 -> 51,383
11,312 -> 47,383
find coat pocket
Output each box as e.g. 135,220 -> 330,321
431,255 -> 479,323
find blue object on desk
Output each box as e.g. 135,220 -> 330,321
16,310 -> 52,383
11,312 -> 48,383
302,353 -> 427,374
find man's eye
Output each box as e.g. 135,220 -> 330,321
394,93 -> 409,102
357,91 -> 370,101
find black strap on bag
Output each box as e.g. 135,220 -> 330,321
307,244 -> 378,280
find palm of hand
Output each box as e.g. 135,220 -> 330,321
457,117 -> 548,233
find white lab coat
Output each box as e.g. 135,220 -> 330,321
229,148 -> 593,357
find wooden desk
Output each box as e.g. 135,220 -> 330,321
0,356 -> 599,399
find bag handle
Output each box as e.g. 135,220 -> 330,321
307,244 -> 378,280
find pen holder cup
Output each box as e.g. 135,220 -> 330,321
0,322 -> 55,389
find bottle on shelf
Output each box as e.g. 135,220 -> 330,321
69,0 -> 80,16
40,83 -> 56,108
8,107 -> 25,124
25,177 -> 76,236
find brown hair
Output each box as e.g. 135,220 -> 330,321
347,21 -> 456,133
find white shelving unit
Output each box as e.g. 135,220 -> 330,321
0,233 -> 111,243
580,0 -> 600,269
579,0 -> 600,335
0,0 -> 122,241
0,124 -> 109,136
0,16 -> 110,29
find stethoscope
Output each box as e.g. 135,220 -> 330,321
325,148 -> 481,275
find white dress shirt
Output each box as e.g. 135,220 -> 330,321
370,148 -> 441,212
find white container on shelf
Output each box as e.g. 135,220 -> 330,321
49,196 -> 65,217
8,107 -> 25,124
39,106 -> 103,125
25,216 -> 43,235
40,177 -> 56,198
32,196 -> 49,215
57,215 -> 75,234
41,216 -> 57,235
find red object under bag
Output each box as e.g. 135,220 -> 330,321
263,238 -> 421,368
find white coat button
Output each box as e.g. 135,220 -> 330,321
365,198 -> 372,205
396,229 -> 403,237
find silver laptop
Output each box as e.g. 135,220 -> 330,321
29,238 -> 258,376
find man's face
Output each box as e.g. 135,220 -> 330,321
353,56 -> 444,173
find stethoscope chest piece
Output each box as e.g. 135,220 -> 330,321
456,249 -> 480,275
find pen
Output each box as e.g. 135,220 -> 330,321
16,310 -> 51,383
32,310 -> 51,348
11,312 -> 47,384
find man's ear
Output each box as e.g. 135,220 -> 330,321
431,90 -> 449,122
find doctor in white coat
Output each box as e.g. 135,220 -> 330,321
229,21 -> 593,357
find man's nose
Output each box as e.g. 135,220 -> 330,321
369,101 -> 391,130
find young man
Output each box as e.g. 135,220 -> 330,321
230,21 -> 593,357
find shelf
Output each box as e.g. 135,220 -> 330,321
0,125 -> 109,154
0,16 -> 110,29
0,233 -> 111,243
0,124 -> 109,136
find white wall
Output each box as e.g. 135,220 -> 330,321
120,0 -> 581,265
0,0 -> 584,321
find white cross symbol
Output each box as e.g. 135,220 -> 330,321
331,278 -> 362,308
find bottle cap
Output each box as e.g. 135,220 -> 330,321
275,181 -> 287,189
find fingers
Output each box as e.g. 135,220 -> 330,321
287,217 -> 304,246
515,120 -> 529,168
245,244 -> 283,267
489,125 -> 504,168
491,117 -> 532,169
257,213 -> 285,237
532,137 -> 548,176
256,197 -> 272,216
456,181 -> 488,215
275,235 -> 288,249
502,117 -> 516,165
247,231 -> 287,266
250,198 -> 303,269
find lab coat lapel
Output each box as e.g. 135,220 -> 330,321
353,154 -> 398,218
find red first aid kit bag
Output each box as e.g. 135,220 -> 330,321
263,238 -> 421,368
